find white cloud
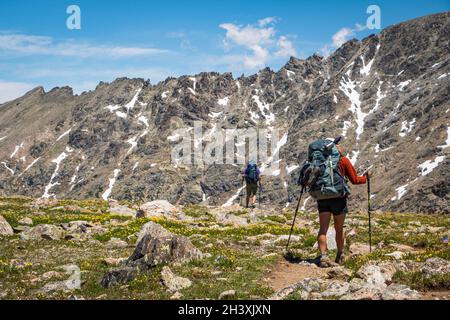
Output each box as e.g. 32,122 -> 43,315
275,36 -> 297,58
219,18 -> 297,70
321,24 -> 364,57
220,23 -> 276,49
332,27 -> 355,48
0,80 -> 35,104
0,33 -> 168,58
258,17 -> 277,27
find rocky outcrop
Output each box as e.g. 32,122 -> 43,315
101,222 -> 202,288
128,222 -> 203,268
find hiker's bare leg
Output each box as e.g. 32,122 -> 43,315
318,212 -> 331,254
252,195 -> 257,206
333,213 -> 346,255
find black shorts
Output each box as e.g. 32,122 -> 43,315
317,197 -> 348,216
246,182 -> 258,196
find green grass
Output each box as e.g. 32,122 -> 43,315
1,196 -> 449,300
174,249 -> 277,299
182,204 -> 210,218
393,271 -> 450,291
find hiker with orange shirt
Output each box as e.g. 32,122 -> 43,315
298,137 -> 372,267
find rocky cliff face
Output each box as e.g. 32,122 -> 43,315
0,12 -> 449,213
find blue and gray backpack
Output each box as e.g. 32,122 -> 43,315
298,139 -> 349,200
245,162 -> 260,184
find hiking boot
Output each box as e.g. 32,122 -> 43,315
318,255 -> 334,268
335,252 -> 346,265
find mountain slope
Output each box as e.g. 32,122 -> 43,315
0,12 -> 449,213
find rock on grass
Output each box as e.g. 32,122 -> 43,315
0,215 -> 14,236
20,224 -> 64,241
219,290 -> 236,300
101,222 -> 202,288
160,266 -> 192,292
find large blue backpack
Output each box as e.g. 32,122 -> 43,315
245,163 -> 259,184
299,139 -> 349,200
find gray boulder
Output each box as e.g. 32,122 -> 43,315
18,217 -> 33,226
420,257 -> 450,277
160,266 -> 192,292
0,215 -> 14,236
129,222 -> 203,268
219,290 -> 236,300
381,284 -> 421,300
340,287 -> 382,300
268,277 -> 323,300
109,200 -> 137,217
327,266 -> 353,280
20,224 -> 64,241
100,266 -> 139,288
321,280 -> 351,298
101,222 -> 202,288
140,200 -> 181,218
60,221 -> 93,233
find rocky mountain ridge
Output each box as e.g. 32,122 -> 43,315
0,12 -> 449,213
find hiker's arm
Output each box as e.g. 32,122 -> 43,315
341,157 -> 367,185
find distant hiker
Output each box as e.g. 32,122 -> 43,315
242,160 -> 262,209
299,137 -> 372,267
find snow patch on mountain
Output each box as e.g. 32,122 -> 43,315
19,157 -> 41,176
217,97 -> 229,106
69,164 -> 81,191
339,77 -> 365,140
42,147 -> 73,198
56,128 -> 72,142
116,111 -> 127,119
418,156 -> 445,176
399,119 -> 416,137
222,185 -> 244,207
138,115 -> 149,128
125,88 -> 142,112
209,111 -> 223,119
360,56 -> 375,76
10,142 -> 24,158
102,169 -> 121,200
438,126 -> 450,149
252,95 -> 275,125
1,161 -> 14,175
398,80 -> 411,91
349,151 -> 360,166
188,77 -> 197,95
286,165 -> 299,174
391,183 -> 409,201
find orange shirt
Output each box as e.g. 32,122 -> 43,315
338,156 -> 367,185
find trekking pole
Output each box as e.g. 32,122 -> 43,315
286,185 -> 305,251
258,182 -> 262,209
367,173 -> 372,253
240,177 -> 244,207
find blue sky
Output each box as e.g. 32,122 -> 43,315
0,0 -> 448,102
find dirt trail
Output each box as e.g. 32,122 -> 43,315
267,258 -> 328,292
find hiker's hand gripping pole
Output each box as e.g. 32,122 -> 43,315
286,185 -> 305,251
